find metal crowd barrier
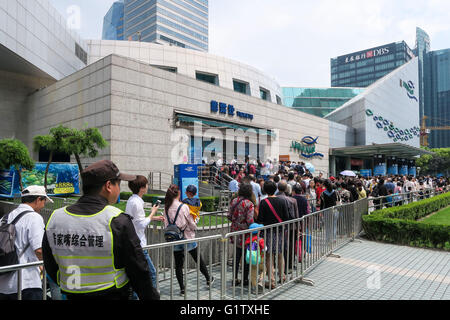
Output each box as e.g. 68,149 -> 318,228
367,188 -> 447,212
3,188 -> 449,300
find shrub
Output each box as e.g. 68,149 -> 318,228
199,196 -> 219,212
362,192 -> 450,251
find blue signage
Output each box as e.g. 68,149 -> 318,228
374,163 -> 387,176
174,164 -> 201,201
360,169 -> 372,177
399,165 -> 409,175
211,100 -> 254,120
388,164 -> 398,175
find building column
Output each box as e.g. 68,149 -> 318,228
330,155 -> 336,177
345,156 -> 351,170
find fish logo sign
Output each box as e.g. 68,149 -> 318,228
400,80 -> 418,102
291,136 -> 324,159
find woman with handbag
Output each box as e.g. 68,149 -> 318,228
256,180 -> 290,289
164,185 -> 214,296
227,183 -> 255,286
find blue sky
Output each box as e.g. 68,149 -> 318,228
49,0 -> 450,87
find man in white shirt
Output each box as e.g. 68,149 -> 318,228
229,174 -> 239,193
0,186 -> 52,300
126,176 -> 164,293
248,175 -> 263,206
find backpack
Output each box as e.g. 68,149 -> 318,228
245,240 -> 262,265
164,204 -> 185,242
0,210 -> 34,275
371,185 -> 379,197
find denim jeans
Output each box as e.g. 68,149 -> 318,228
132,250 -> 158,300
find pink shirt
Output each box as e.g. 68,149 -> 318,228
164,200 -> 197,240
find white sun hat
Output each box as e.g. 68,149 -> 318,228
21,185 -> 54,203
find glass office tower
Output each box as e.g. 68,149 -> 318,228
331,41 -> 415,88
102,0 -> 125,40
424,49 -> 450,148
282,87 -> 365,118
414,27 -> 431,120
122,0 -> 208,51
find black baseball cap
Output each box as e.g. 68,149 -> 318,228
81,160 -> 136,187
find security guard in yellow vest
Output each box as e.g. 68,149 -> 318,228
42,160 -> 160,300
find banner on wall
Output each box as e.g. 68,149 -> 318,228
0,163 -> 80,198
360,169 -> 372,177
374,163 -> 387,176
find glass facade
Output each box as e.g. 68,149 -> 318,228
331,41 -> 414,88
423,49 -> 450,148
118,0 -> 209,51
282,87 -> 365,118
414,27 -> 431,120
102,1 -> 125,40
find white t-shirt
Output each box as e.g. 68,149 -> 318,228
125,194 -> 151,248
0,204 -> 45,294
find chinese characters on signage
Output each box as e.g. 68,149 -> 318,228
210,100 -> 254,120
342,46 -> 391,64
52,233 -> 104,248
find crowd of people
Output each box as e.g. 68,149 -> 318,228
222,158 -> 449,290
0,157 -> 448,300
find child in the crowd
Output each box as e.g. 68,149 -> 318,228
182,185 -> 202,224
244,223 -> 266,291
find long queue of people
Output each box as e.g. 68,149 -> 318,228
224,162 -> 449,290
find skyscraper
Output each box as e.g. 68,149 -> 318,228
423,49 -> 450,148
414,27 -> 431,121
103,0 -> 209,52
331,41 -> 415,88
103,0 -> 125,40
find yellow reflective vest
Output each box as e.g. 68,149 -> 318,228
45,205 -> 129,294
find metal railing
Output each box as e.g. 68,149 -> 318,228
2,188 -> 448,300
148,172 -> 174,192
367,188 -> 447,212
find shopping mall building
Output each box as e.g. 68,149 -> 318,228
0,0 -> 431,183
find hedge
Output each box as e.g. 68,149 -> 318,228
362,192 -> 450,251
120,192 -> 219,212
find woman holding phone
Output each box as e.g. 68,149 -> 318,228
126,175 -> 165,296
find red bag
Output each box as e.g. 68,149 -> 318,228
295,237 -> 302,262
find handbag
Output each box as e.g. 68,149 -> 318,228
295,231 -> 312,262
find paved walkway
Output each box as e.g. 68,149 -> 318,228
265,239 -> 450,300
156,239 -> 449,300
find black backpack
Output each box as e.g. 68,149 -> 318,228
164,204 -> 185,242
0,210 -> 34,275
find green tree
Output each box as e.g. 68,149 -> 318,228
0,139 -> 35,191
33,125 -> 74,190
33,125 -> 108,190
417,148 -> 450,176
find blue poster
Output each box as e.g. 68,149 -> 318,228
360,169 -> 372,177
408,167 -> 417,177
388,164 -> 398,175
0,163 -> 80,198
374,163 -> 387,176
0,169 -> 20,197
399,165 -> 409,175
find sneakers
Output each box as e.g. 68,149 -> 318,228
180,289 -> 185,296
